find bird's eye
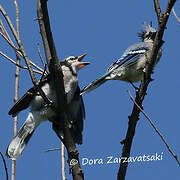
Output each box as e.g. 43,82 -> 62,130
70,56 -> 76,60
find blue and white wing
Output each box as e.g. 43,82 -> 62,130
107,42 -> 149,72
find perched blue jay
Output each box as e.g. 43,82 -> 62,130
80,24 -> 162,95
6,53 -> 90,160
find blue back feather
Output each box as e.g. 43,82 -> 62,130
107,42 -> 149,72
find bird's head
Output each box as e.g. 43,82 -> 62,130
138,23 -> 156,42
64,53 -> 90,74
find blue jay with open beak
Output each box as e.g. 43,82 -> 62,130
6,53 -> 90,160
81,23 -> 162,95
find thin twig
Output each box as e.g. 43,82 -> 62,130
0,22 -> 44,73
0,50 -> 43,74
45,148 -> 61,152
11,1 -> 20,180
0,151 -> 9,180
61,142 -> 66,180
172,7 -> 180,24
0,19 -> 13,43
37,42 -> 46,68
29,60 -> 45,74
0,31 -> 45,73
127,90 -> 180,166
14,0 -> 19,38
0,5 -> 55,111
0,31 -> 18,52
0,5 -> 22,51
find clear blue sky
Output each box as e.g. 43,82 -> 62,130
0,1 -> 180,180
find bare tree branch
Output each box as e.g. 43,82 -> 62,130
117,1 -> 177,179
44,148 -> 61,152
154,0 -> 163,23
172,7 -> 180,24
0,151 -> 9,180
37,1 -> 84,179
37,42 -> 46,69
1,5 -> 57,111
127,90 -> 180,166
61,143 -> 67,180
1,2 -> 82,179
14,0 -> 19,38
0,19 -> 13,43
0,19 -> 45,74
29,60 -> 45,74
0,50 -> 43,74
44,144 -> 67,179
0,31 -> 18,52
0,4 -> 63,180
11,1 -> 20,179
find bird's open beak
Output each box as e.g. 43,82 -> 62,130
77,53 -> 90,69
77,53 -> 87,62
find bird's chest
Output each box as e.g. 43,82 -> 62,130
63,70 -> 78,103
31,73 -> 78,111
64,77 -> 78,103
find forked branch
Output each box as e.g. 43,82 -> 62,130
0,4 -> 55,112
117,1 -> 177,180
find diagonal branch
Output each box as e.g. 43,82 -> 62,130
127,90 -> 180,166
172,7 -> 180,24
0,4 -> 56,115
0,151 -> 9,180
37,42 -> 46,70
0,19 -> 44,73
117,1 -> 177,180
0,4 -> 37,83
37,1 -> 84,179
0,50 -> 43,74
0,19 -> 13,43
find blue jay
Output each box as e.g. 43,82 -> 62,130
80,24 -> 162,95
6,53 -> 90,160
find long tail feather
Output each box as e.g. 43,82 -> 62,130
6,113 -> 38,160
80,73 -> 109,95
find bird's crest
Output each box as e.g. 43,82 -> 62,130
138,23 -> 156,41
